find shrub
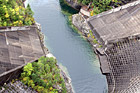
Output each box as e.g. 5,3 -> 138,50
23,63 -> 33,76
76,0 -> 122,15
93,39 -> 98,44
20,57 -> 67,92
22,77 -> 30,85
0,0 -> 35,27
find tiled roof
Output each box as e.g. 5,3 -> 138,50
105,36 -> 140,93
0,26 -> 45,75
87,1 -> 140,93
88,3 -> 140,42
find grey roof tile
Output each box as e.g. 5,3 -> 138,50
0,26 -> 45,76
88,3 -> 140,42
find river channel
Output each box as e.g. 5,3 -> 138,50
28,0 -> 107,93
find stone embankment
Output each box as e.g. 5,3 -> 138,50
59,66 -> 73,93
72,13 -> 90,35
72,13 -> 103,54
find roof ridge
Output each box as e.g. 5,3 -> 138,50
0,25 -> 37,32
88,0 -> 140,21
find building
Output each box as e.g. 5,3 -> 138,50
0,26 -> 45,85
88,1 -> 140,93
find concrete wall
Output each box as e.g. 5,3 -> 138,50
80,9 -> 90,17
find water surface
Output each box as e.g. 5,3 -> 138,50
29,0 -> 107,93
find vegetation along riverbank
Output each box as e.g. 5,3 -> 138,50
60,0 -> 86,37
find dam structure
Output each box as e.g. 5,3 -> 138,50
88,2 -> 140,93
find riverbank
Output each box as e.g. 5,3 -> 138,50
60,5 -> 102,55
25,0 -> 74,92
27,0 -> 108,92
36,22 -> 74,93
59,0 -> 83,35
60,0 -> 96,41
60,1 -> 108,92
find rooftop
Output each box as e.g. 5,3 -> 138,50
0,26 -> 45,76
88,2 -> 140,42
87,1 -> 140,92
105,36 -> 140,93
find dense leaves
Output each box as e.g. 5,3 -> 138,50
0,0 -> 35,27
87,30 -> 102,48
77,0 -> 122,15
20,57 -> 67,93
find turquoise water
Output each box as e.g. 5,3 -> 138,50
29,0 -> 107,93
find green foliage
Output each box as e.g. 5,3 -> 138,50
93,39 -> 98,44
22,77 -> 30,85
89,30 -> 93,36
20,57 -> 67,93
45,64 -> 50,73
23,63 -> 33,76
0,0 -> 35,27
82,0 -> 90,5
98,45 -> 103,48
76,0 -> 122,15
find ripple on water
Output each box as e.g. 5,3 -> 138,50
73,74 -> 106,93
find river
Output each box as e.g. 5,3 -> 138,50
28,0 -> 107,93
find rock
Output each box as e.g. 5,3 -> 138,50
60,70 -> 73,93
46,53 -> 56,59
72,13 -> 90,34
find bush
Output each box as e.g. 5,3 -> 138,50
93,39 -> 98,44
76,0 -> 122,16
0,0 -> 35,27
20,57 -> 67,93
